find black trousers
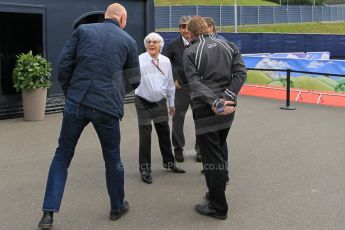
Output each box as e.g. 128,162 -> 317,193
172,86 -> 198,152
193,104 -> 234,215
135,96 -> 175,172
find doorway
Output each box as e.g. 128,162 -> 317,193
0,12 -> 43,96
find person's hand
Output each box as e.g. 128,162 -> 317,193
221,101 -> 236,115
175,80 -> 182,90
169,107 -> 175,116
212,100 -> 236,115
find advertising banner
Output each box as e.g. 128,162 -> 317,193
243,52 -> 345,92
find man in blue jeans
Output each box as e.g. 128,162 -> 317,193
38,3 -> 140,229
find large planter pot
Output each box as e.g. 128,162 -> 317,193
22,88 -> 47,121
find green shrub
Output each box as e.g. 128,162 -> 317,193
335,83 -> 345,92
12,51 -> 52,92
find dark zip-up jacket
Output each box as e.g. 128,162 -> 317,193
183,34 -> 247,108
58,19 -> 140,119
163,36 -> 188,86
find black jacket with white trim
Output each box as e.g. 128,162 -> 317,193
183,34 -> 247,108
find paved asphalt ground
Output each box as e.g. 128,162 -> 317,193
1,96 -> 344,230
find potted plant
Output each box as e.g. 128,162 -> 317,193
12,51 -> 52,121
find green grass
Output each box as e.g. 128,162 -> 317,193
247,70 -> 272,84
155,0 -> 278,6
267,80 -> 284,87
231,22 -> 345,34
292,76 -> 335,91
247,72 -> 339,92
156,22 -> 345,34
316,76 -> 338,88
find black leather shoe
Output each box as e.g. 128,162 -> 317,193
38,211 -> 53,229
196,153 -> 202,162
110,200 -> 129,221
141,172 -> 152,184
205,191 -> 210,201
174,150 -> 184,162
164,164 -> 186,173
195,203 -> 227,220
171,165 -> 186,173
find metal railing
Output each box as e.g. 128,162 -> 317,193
246,67 -> 345,109
155,5 -> 345,31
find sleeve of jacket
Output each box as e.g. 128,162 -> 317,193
57,28 -> 79,95
163,41 -> 183,84
183,50 -> 217,107
123,40 -> 140,94
221,44 -> 247,103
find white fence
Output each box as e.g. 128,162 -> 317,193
155,5 -> 345,31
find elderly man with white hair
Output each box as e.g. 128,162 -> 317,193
135,32 -> 186,184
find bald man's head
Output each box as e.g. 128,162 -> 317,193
105,3 -> 127,29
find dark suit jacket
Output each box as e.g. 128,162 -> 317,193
162,36 -> 188,86
58,19 -> 140,119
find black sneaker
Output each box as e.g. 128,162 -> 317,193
110,200 -> 129,221
38,211 -> 53,229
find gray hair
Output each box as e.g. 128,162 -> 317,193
179,15 -> 191,26
143,32 -> 164,52
203,17 -> 216,33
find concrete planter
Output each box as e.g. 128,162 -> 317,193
22,88 -> 47,121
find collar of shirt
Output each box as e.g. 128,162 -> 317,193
145,52 -> 161,64
182,36 -> 190,47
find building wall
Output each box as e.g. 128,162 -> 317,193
0,0 -> 154,119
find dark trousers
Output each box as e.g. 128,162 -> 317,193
42,100 -> 124,211
193,104 -> 234,215
172,86 -> 198,152
135,96 -> 175,172
196,136 -> 229,171
198,128 -> 230,215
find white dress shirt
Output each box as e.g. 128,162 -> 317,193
135,52 -> 175,107
182,36 -> 190,47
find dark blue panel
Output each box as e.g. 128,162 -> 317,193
159,32 -> 179,46
160,32 -> 345,59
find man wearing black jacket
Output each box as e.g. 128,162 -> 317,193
184,16 -> 247,220
163,16 -> 202,162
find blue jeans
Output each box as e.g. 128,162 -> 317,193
42,100 -> 124,212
